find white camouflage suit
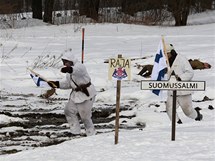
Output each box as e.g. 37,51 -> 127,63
59,53 -> 97,136
166,53 -> 198,121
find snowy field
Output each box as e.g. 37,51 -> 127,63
0,11 -> 215,161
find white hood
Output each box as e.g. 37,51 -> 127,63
62,52 -> 78,64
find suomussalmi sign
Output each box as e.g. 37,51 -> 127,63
141,81 -> 205,91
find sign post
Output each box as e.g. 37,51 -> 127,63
141,79 -> 205,141
115,77 -> 121,144
172,90 -> 177,141
108,54 -> 131,144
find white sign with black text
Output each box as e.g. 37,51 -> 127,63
141,80 -> 205,91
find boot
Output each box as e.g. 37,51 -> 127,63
195,107 -> 203,121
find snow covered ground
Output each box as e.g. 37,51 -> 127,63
0,11 -> 215,161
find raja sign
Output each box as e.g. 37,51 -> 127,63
108,57 -> 131,80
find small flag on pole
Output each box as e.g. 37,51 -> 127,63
30,73 -> 50,88
151,39 -> 168,96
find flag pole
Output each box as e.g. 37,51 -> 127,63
27,68 -> 57,88
161,35 -> 170,68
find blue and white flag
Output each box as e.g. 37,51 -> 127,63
151,39 -> 168,96
30,73 -> 50,88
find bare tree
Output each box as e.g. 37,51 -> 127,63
0,1 -> 16,14
79,0 -> 100,21
0,0 -> 24,14
32,0 -> 42,19
24,0 -> 32,12
121,0 -> 145,16
167,0 -> 192,26
44,0 -> 55,23
0,0 -> 214,26
194,0 -> 214,12
121,0 -> 163,16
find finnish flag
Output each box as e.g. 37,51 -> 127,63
151,39 -> 168,96
30,73 -> 50,88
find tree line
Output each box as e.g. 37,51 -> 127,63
0,0 -> 214,26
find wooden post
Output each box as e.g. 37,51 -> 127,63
171,90 -> 177,141
115,54 -> 122,144
81,28 -> 85,64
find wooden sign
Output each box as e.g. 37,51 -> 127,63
141,81 -> 206,91
109,54 -> 131,144
108,57 -> 131,80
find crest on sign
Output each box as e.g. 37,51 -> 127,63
112,67 -> 127,80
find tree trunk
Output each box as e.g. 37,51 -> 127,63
168,0 -> 191,26
181,0 -> 191,26
181,8 -> 189,26
32,0 -> 42,19
43,0 -> 55,23
173,12 -> 182,26
79,0 -> 100,21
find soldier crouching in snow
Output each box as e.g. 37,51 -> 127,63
137,59 -> 211,78
137,64 -> 153,77
188,59 -> 211,70
48,52 -> 96,136
165,44 -> 203,124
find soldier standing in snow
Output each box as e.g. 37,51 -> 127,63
48,52 -> 96,136
165,44 -> 203,124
